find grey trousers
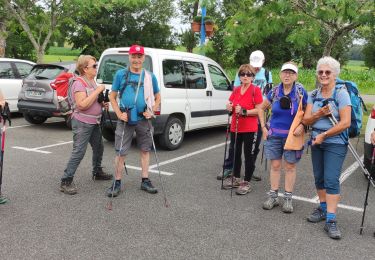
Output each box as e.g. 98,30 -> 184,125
62,117 -> 104,180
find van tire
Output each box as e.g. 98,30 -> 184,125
159,117 -> 184,150
23,113 -> 47,124
102,127 -> 115,142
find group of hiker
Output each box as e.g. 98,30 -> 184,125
218,51 -> 353,240
1,44 -> 373,241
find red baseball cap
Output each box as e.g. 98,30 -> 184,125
129,45 -> 144,55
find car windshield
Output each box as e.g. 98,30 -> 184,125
97,54 -> 152,84
27,65 -> 66,80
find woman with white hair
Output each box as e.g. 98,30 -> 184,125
258,61 -> 307,214
302,56 -> 351,239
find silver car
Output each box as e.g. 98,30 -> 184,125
17,62 -> 77,127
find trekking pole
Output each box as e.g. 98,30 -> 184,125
221,112 -> 231,190
360,146 -> 375,235
0,103 -> 11,205
106,120 -> 126,211
327,113 -> 375,187
103,90 -> 128,176
147,115 -> 170,208
231,112 -> 239,198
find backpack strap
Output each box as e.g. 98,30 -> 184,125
119,69 -> 130,100
265,69 -> 269,83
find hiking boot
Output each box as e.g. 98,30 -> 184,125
60,178 -> 78,195
92,167 -> 112,180
141,179 -> 158,194
251,175 -> 262,181
235,181 -> 252,195
307,207 -> 326,223
106,182 -> 121,197
281,197 -> 294,213
217,168 -> 232,180
223,177 -> 241,190
324,220 -> 342,239
262,196 -> 279,210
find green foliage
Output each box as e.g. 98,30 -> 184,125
64,0 -> 176,58
5,18 -> 36,61
180,30 -> 198,53
363,34 -> 375,68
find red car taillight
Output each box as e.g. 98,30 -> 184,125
371,107 -> 375,119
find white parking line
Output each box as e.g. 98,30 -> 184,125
125,165 -> 174,176
8,120 -> 66,129
280,193 -> 363,212
149,142 -> 226,168
12,141 -> 73,154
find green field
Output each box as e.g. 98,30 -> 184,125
43,55 -> 78,63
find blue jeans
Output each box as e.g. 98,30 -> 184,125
62,117 -> 104,180
264,136 -> 302,164
311,143 -> 348,194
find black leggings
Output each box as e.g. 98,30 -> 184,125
231,132 -> 256,182
224,124 -> 262,170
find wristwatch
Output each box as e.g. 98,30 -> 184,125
242,108 -> 247,116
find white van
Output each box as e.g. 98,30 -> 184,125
96,47 -> 232,150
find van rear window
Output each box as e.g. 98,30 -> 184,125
97,54 -> 152,84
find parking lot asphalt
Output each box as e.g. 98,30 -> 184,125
1,114 -> 375,260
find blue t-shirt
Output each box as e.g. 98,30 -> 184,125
112,69 -> 159,121
267,83 -> 308,138
234,67 -> 272,92
308,86 -> 351,144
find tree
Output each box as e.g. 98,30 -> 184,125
292,0 -> 373,56
63,0 -> 175,58
0,0 -> 10,57
4,0 -> 64,63
180,30 -> 198,53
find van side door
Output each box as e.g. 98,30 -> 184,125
160,58 -> 188,126
184,59 -> 210,129
207,64 -> 232,125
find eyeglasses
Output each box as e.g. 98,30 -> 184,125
282,70 -> 296,75
317,70 -> 332,76
87,64 -> 98,69
239,72 -> 255,77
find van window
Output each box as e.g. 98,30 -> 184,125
97,54 -> 152,84
208,64 -> 231,91
163,60 -> 184,89
184,61 -> 206,89
0,62 -> 15,79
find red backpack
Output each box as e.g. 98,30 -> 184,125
51,72 -> 75,97
50,72 -> 87,114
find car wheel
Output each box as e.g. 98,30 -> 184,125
102,126 -> 115,142
23,113 -> 47,124
159,117 -> 184,150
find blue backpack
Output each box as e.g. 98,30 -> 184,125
312,79 -> 366,138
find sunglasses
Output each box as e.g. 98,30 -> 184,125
87,64 -> 98,69
239,72 -> 254,77
317,70 -> 332,76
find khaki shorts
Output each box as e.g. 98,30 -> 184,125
114,119 -> 153,156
